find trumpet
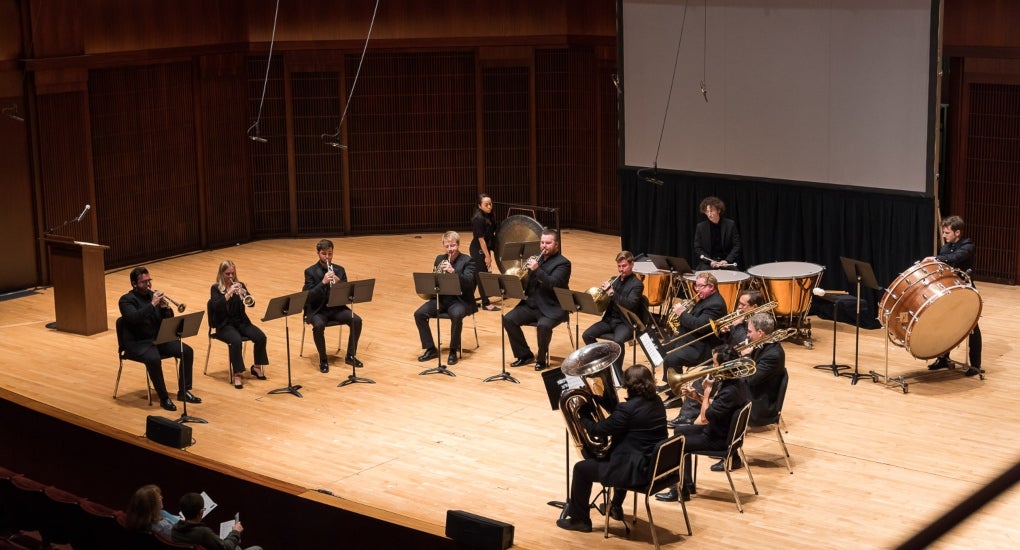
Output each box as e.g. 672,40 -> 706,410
155,291 -> 186,313
586,275 -> 620,313
504,254 -> 541,283
234,283 -> 256,307
327,261 -> 337,286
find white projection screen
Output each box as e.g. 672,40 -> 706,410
621,0 -> 937,193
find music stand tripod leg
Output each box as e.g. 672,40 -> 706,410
484,289 -> 519,384
176,335 -> 206,424
420,295 -> 455,377
268,311 -> 303,397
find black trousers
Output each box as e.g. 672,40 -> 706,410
503,304 -> 565,362
566,458 -> 629,523
414,299 -> 469,351
308,306 -> 362,361
214,323 -> 269,374
582,319 -> 633,377
133,342 -> 194,400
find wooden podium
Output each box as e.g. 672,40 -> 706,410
43,235 -> 109,335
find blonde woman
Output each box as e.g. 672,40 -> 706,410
209,260 -> 268,388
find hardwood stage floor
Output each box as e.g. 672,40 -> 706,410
1,231 -> 1017,549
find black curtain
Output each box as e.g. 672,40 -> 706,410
620,169 -> 935,294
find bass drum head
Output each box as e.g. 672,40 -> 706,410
903,285 -> 982,359
495,214 -> 544,273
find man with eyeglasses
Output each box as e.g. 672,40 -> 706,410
661,272 -> 726,387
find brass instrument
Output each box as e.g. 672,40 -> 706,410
666,356 -> 757,397
235,283 -> 256,307
586,275 -> 621,313
662,300 -> 779,352
558,341 -> 622,459
418,255 -> 451,300
504,254 -> 540,284
663,326 -> 798,397
156,291 -> 186,313
665,297 -> 698,333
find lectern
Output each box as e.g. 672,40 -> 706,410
43,235 -> 109,335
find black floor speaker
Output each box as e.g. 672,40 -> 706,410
445,510 -> 514,550
146,416 -> 191,448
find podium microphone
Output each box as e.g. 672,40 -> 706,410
75,204 -> 91,223
813,287 -> 848,297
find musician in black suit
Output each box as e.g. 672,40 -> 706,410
302,239 -> 363,373
556,364 -> 667,532
415,231 -> 477,366
209,260 -> 269,389
662,272 -> 727,379
118,266 -> 200,412
582,251 -> 645,378
503,228 -> 571,371
656,345 -> 750,503
927,215 -> 982,375
693,196 -> 741,270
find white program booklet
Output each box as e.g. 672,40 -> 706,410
219,513 -> 239,539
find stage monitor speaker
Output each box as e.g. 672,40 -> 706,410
445,510 -> 514,550
145,416 -> 191,449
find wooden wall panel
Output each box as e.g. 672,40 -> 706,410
199,52 -> 251,247
247,55 -> 290,237
36,91 -> 93,244
961,83 -> 1020,284
481,66 -> 530,207
346,51 -> 477,234
292,70 -> 344,234
598,56 -> 620,234
89,63 -> 201,268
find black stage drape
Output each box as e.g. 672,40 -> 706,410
620,169 -> 935,295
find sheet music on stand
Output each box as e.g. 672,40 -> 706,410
638,329 -> 665,369
540,366 -> 584,411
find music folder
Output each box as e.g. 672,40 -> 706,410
541,367 -> 584,411
154,311 -> 205,346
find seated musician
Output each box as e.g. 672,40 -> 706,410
742,312 -> 788,430
503,229 -> 572,371
556,364 -> 667,532
662,272 -> 727,385
670,289 -> 766,428
209,260 -> 269,389
414,231 -> 477,366
693,196 -> 742,270
302,239 -> 364,373
656,345 -> 750,502
582,251 -> 646,380
118,266 -> 200,412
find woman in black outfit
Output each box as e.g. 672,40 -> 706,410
208,260 -> 269,389
470,193 -> 499,311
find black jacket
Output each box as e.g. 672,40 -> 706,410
693,218 -> 741,270
523,251 -> 571,319
747,342 -> 786,426
583,395 -> 668,487
302,262 -> 350,317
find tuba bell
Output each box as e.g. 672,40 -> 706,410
558,341 -> 622,459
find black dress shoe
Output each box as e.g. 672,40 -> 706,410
510,355 -> 535,367
418,348 -> 439,362
928,358 -> 950,370
655,487 -> 678,502
711,457 -> 741,471
555,517 -> 592,533
447,352 -> 458,366
176,391 -> 202,404
667,415 -> 693,428
159,397 -> 177,412
609,505 -> 624,521
535,362 -> 548,371
345,355 -> 364,369
319,361 -> 329,373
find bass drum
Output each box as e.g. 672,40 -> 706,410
494,214 -> 544,274
878,259 -> 982,359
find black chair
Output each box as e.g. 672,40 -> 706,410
298,316 -> 343,358
749,369 -> 792,474
77,499 -> 126,550
204,325 -> 251,383
38,485 -> 85,546
690,402 -> 758,512
437,310 -> 480,357
114,317 -> 177,405
523,316 -> 574,365
7,475 -> 47,534
607,433 -> 692,548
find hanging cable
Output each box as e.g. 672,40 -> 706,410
322,0 -> 381,149
247,0 -> 280,143
638,0 -> 690,186
700,0 -> 708,102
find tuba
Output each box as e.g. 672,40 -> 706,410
558,341 -> 622,459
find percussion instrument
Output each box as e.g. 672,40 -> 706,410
635,272 -> 670,307
746,262 -> 824,324
682,269 -> 751,312
494,214 -> 544,274
878,259 -> 982,359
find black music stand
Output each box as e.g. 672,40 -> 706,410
616,304 -> 646,375
263,291 -> 309,398
328,279 -> 376,386
541,366 -> 586,518
154,311 -> 206,424
414,273 -> 461,377
838,256 -> 881,385
500,240 -> 541,271
812,292 -> 852,377
479,273 -> 525,384
648,254 -> 693,315
554,288 -> 601,353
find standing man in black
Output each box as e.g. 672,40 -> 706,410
693,196 -> 741,270
503,228 -> 571,371
928,215 -> 982,374
582,251 -> 645,380
415,231 -> 477,366
118,266 -> 200,411
556,364 -> 667,533
303,239 -> 364,373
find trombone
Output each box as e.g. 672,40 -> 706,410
662,300 -> 778,352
